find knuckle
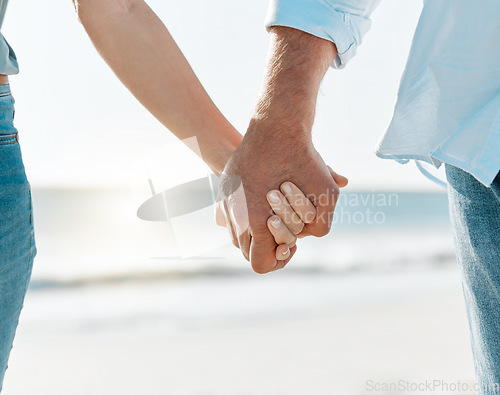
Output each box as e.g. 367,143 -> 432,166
316,229 -> 329,238
302,210 -> 316,224
290,221 -> 304,235
309,222 -> 331,238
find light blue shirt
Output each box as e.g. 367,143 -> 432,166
266,0 -> 500,186
0,0 -> 19,75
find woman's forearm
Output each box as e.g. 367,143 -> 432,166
74,0 -> 242,173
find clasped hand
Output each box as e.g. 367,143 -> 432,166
215,124 -> 347,273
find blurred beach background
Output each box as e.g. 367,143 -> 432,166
2,0 -> 476,394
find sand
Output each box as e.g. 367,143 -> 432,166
3,267 -> 476,395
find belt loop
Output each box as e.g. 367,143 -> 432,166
15,133 -> 18,143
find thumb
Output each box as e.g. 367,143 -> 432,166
327,165 -> 349,188
249,231 -> 279,274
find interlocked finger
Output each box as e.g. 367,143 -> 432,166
267,190 -> 304,235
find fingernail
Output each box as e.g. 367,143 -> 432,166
282,247 -> 290,255
271,217 -> 281,229
282,183 -> 292,194
268,192 -> 280,204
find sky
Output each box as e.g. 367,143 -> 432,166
3,0 -> 442,191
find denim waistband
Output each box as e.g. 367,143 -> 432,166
0,82 -> 10,95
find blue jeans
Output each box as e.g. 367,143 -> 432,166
0,83 -> 35,392
447,164 -> 500,394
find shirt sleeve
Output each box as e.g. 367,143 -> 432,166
265,0 -> 381,69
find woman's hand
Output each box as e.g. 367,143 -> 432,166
265,166 -> 348,270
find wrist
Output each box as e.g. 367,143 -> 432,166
251,91 -> 317,134
243,117 -> 313,152
204,128 -> 242,174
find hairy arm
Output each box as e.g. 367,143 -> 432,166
252,26 -> 337,133
73,0 -> 241,173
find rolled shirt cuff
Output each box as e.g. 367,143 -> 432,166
265,0 -> 374,69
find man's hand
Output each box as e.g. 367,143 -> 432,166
217,27 -> 340,273
216,26 -> 340,273
218,124 -> 340,273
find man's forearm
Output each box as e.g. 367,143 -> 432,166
74,0 -> 241,173
251,26 -> 338,136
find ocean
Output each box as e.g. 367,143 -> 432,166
29,188 -> 455,287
